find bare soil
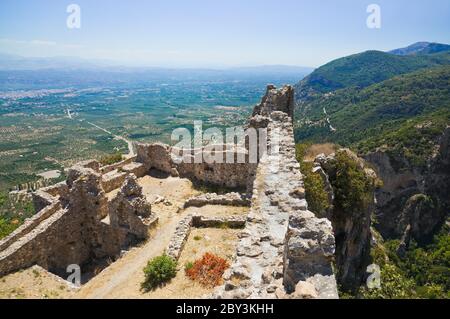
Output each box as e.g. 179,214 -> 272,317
0,266 -> 76,299
304,143 -> 337,161
139,228 -> 239,299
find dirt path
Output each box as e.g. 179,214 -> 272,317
76,175 -> 198,298
75,213 -> 184,298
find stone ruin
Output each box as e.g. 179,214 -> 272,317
0,85 -> 338,298
0,163 -> 157,280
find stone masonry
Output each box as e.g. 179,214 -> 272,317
0,165 -> 155,278
214,85 -> 338,299
0,85 -> 338,299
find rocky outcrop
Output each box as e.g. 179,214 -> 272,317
396,194 -> 439,256
313,149 -> 375,292
364,126 -> 450,244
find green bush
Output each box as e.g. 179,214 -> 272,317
141,254 -> 177,291
0,191 -> 35,240
399,229 -> 450,294
362,228 -> 450,299
332,151 -> 374,214
99,152 -> 123,166
295,144 -> 331,217
0,192 -> 6,207
0,218 -> 18,239
358,263 -> 417,299
184,261 -> 194,272
302,161 -> 331,217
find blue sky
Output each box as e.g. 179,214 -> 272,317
0,0 -> 449,67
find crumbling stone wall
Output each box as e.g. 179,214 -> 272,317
184,192 -> 250,208
216,85 -> 338,299
0,167 -> 155,278
166,214 -> 246,261
136,142 -> 256,189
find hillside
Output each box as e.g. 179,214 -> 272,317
295,65 -> 450,159
295,49 -> 450,104
293,45 -> 450,298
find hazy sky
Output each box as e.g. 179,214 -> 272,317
0,0 -> 449,67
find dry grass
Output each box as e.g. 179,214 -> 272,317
0,267 -> 76,299
304,143 -> 337,161
141,228 -> 239,299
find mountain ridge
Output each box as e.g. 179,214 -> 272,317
389,42 -> 450,56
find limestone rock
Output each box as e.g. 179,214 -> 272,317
291,281 -> 318,299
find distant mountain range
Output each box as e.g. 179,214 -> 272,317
0,53 -> 108,71
389,42 -> 450,56
0,53 -> 313,76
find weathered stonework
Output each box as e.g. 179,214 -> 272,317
0,84 -> 339,299
108,175 -> 158,240
214,85 -> 338,299
102,170 -> 128,193
136,143 -> 257,190
166,214 -> 247,261
166,215 -> 193,260
184,192 -> 250,208
0,167 -> 155,278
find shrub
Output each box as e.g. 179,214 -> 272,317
302,161 -> 331,217
184,261 -> 194,272
0,192 -> 6,207
99,152 -> 123,166
295,144 -> 331,217
332,151 -> 374,214
141,254 -> 177,291
185,252 -> 230,288
0,218 -> 18,239
358,263 -> 417,299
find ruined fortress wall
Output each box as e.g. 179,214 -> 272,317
0,167 -> 142,277
100,156 -> 137,174
177,162 -> 256,189
0,201 -> 61,252
136,143 -> 256,189
217,86 -> 338,299
0,207 -> 90,276
0,169 -> 105,277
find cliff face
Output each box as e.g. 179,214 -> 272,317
364,127 -> 450,245
313,149 -> 376,291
